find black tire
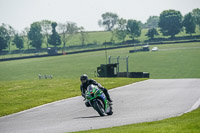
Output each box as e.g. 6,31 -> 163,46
93,100 -> 105,116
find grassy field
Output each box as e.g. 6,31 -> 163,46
75,108 -> 200,133
0,42 -> 200,81
0,42 -> 200,116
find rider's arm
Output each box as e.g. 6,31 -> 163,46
80,85 -> 86,98
90,79 -> 104,89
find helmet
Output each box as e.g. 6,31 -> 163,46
80,74 -> 88,83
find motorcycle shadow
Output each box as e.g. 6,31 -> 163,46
74,115 -> 105,119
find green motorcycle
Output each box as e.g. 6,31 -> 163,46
85,84 -> 113,116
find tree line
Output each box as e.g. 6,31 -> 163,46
0,8 -> 200,52
0,21 -> 80,52
99,8 -> 200,43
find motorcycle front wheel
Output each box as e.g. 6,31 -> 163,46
93,99 -> 106,116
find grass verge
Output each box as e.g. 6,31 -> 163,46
74,108 -> 200,133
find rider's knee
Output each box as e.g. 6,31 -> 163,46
102,88 -> 108,93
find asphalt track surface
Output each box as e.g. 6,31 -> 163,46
0,79 -> 200,133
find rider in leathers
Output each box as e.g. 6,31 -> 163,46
80,74 -> 113,107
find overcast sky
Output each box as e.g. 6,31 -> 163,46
0,0 -> 199,32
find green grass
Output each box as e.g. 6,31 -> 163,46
0,42 -> 200,81
0,42 -> 199,117
75,108 -> 200,133
131,43 -> 200,78
0,78 -> 145,117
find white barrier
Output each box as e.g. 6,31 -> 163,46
38,74 -> 53,79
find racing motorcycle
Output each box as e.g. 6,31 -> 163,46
84,84 -> 113,116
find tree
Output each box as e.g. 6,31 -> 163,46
28,22 -> 43,49
158,10 -> 183,38
21,27 -> 30,49
99,12 -> 118,43
192,8 -> 200,29
57,22 -> 78,51
146,28 -> 159,39
138,21 -> 146,29
40,20 -> 52,48
115,18 -> 127,42
1,23 -> 15,51
126,19 -> 141,41
13,34 -> 24,50
0,25 -> 10,51
182,13 -> 196,35
48,22 -> 61,47
99,12 -> 119,31
0,36 -> 7,51
79,27 -> 88,46
145,16 -> 159,29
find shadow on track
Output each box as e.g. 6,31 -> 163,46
74,115 -> 102,119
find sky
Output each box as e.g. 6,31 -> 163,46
0,0 -> 199,32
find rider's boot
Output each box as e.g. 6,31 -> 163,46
103,89 -> 113,103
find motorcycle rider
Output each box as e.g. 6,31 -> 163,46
80,74 -> 113,107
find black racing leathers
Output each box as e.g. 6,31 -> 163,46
80,79 -> 112,102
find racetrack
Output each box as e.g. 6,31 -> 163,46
0,79 -> 200,133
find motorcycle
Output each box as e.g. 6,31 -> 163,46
84,84 -> 113,116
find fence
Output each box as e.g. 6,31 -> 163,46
108,56 -> 129,74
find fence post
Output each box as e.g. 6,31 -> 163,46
117,56 -> 120,73
108,56 -> 111,64
126,56 -> 129,77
